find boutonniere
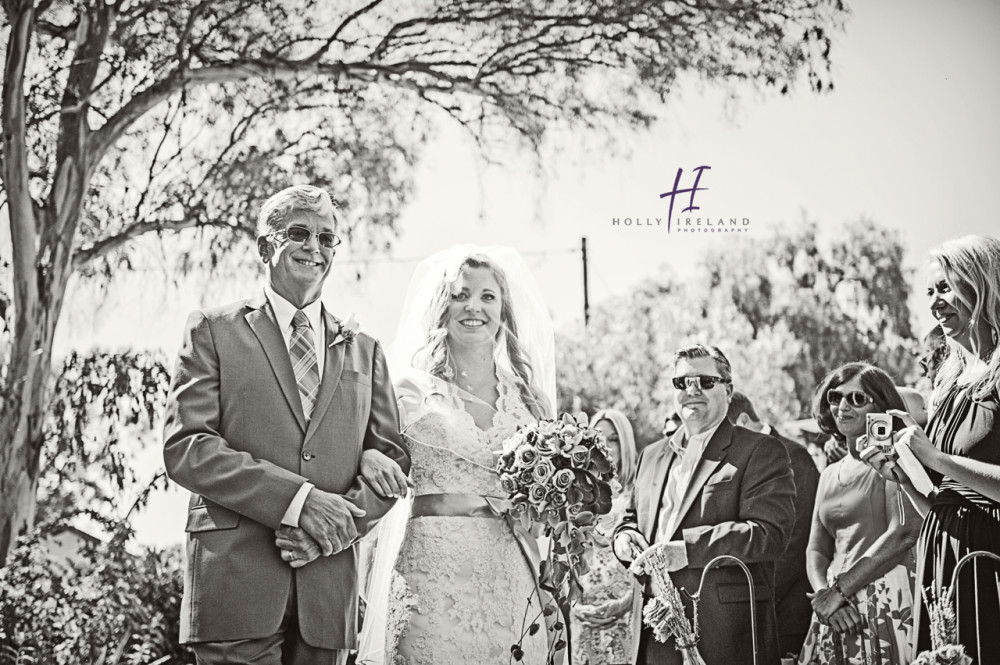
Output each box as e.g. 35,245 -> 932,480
330,313 -> 360,347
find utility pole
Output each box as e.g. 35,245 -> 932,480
581,236 -> 590,326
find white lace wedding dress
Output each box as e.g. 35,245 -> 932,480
384,369 -> 549,665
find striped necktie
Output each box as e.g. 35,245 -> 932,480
289,310 -> 320,420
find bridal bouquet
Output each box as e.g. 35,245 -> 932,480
496,413 -> 617,663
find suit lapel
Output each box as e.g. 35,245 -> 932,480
246,292 -> 307,432
665,419 -> 733,539
304,308 -> 345,443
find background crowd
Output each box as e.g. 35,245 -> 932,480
563,233 -> 1000,665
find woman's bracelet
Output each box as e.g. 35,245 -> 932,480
832,575 -> 852,604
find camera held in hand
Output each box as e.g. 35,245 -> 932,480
863,413 -> 904,455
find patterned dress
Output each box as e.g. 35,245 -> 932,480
385,370 -> 548,665
798,455 -> 914,665
571,493 -> 635,665
914,386 -> 1000,665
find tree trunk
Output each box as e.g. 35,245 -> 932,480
0,296 -> 54,562
0,215 -> 75,561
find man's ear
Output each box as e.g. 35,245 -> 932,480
735,412 -> 752,429
257,236 -> 272,263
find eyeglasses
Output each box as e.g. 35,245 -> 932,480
826,390 -> 873,408
672,375 -> 731,391
268,225 -> 341,249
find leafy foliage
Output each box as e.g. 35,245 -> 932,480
1,0 -> 850,274
558,218 -> 918,445
0,518 -> 189,665
37,351 -> 171,524
0,348 -> 181,662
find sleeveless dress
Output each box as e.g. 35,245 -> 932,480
798,455 -> 914,665
571,492 -> 635,665
384,370 -> 549,665
914,386 -> 1000,664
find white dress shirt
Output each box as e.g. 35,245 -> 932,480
653,417 -> 725,568
263,284 -> 326,527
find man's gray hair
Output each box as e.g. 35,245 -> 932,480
672,343 -> 733,383
256,185 -> 338,236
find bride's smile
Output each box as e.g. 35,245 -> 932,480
446,266 -> 503,344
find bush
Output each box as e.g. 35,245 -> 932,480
0,519 -> 192,665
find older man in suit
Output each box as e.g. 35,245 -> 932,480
163,185 -> 410,665
614,344 -> 795,665
728,391 -> 820,659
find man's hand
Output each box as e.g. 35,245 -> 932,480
360,448 -> 412,499
299,488 -> 366,556
613,530 -> 650,563
632,541 -> 688,576
275,526 -> 322,569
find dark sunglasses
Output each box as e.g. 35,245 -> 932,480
672,375 -> 730,391
826,390 -> 873,408
270,225 -> 341,249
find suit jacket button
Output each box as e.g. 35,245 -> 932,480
302,451 -> 314,461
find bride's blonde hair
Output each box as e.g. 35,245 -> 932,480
412,254 -> 549,419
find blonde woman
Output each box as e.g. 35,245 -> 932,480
571,408 -> 639,665
870,235 -> 1000,664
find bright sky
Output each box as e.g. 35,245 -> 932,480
30,0 -> 1000,547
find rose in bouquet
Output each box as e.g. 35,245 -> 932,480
496,413 -> 617,663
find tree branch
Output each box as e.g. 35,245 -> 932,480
87,56 -> 488,169
306,0 -> 386,63
72,217 -> 252,269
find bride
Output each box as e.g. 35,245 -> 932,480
357,246 -> 557,665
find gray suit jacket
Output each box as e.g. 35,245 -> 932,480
163,292 -> 409,648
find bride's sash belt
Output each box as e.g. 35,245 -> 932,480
411,493 -> 503,519
410,493 -> 542,578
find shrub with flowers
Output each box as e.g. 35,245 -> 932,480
496,413 -> 617,663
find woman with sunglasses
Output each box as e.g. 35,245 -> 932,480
868,235 -> 1000,665
798,363 -> 919,665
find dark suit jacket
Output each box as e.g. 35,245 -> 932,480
615,420 -> 795,665
769,428 -> 820,656
162,293 -> 410,649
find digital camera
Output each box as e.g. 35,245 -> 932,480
863,413 -> 899,454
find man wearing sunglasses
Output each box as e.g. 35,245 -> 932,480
163,185 -> 410,665
614,344 -> 795,665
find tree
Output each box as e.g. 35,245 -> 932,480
0,0 -> 847,560
558,218 -> 917,445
